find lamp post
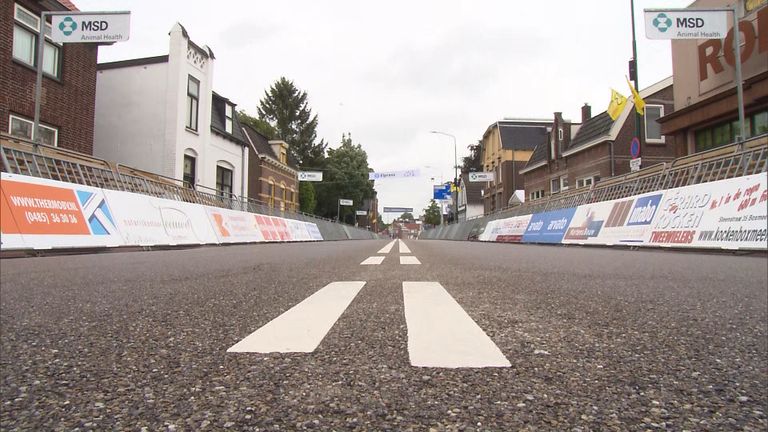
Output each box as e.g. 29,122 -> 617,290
430,130 -> 458,224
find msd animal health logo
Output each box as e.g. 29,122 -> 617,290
58,16 -> 77,35
652,13 -> 673,32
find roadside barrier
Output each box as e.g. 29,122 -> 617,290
0,173 -> 330,250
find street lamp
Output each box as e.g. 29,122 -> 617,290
430,130 -> 458,224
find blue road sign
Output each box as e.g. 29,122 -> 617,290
433,184 -> 451,200
630,137 -> 641,159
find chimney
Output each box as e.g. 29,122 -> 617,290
581,103 -> 591,123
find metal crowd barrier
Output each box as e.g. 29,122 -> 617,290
430,136 -> 768,240
1,136 -> 376,240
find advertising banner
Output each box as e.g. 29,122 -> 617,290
562,192 -> 664,245
0,173 -> 124,249
468,172 -> 495,182
369,169 -> 420,181
522,208 -> 577,244
644,9 -> 728,40
52,12 -> 131,43
207,207 -> 265,244
481,215 -> 532,243
286,219 -> 312,241
306,223 -> 324,241
102,189 -> 217,246
255,215 -> 284,241
0,185 -> 27,249
646,174 -> 767,249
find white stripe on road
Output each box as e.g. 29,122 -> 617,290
377,240 -> 396,254
361,256 -> 385,265
402,282 -> 511,368
398,240 -> 411,254
227,281 -> 366,353
400,256 -> 421,265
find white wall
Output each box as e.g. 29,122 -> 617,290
94,62 -> 168,175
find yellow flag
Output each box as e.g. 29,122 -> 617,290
607,89 -> 627,121
626,77 -> 645,116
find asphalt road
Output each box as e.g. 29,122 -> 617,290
1,240 -> 766,431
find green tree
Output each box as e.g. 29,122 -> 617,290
299,181 -> 316,214
238,110 -> 277,139
422,200 -> 442,225
257,77 -> 327,168
315,134 -> 375,221
399,212 -> 415,222
461,141 -> 482,174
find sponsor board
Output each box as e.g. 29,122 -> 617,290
522,208 -> 577,244
286,219 -> 311,241
102,189 -> 216,246
480,215 -> 532,243
207,207 -> 265,244
647,174 -> 767,249
306,222 -> 324,240
562,192 -> 664,245
0,173 -> 124,249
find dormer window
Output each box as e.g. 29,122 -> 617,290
225,103 -> 233,133
280,149 -> 287,164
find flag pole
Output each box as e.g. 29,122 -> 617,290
630,0 -> 643,160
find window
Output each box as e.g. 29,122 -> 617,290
216,165 -> 233,197
279,149 -> 287,164
694,110 -> 767,153
13,4 -> 61,78
186,76 -> 200,131
267,181 -> 274,207
645,105 -> 665,143
9,114 -> 57,146
183,154 -> 196,188
280,185 -> 286,211
225,103 -> 233,133
576,176 -> 596,189
529,189 -> 545,201
551,175 -> 568,194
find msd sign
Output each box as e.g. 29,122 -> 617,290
644,9 -> 729,39
52,12 -> 131,43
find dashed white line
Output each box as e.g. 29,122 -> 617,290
402,281 -> 511,368
400,256 -> 421,265
227,281 -> 366,353
398,240 -> 411,254
361,256 -> 385,265
377,240 -> 397,254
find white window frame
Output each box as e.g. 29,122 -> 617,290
551,178 -> 560,194
560,175 -> 569,192
225,103 -> 233,133
186,75 -> 200,131
645,104 -> 665,144
216,163 -> 234,197
9,114 -> 58,146
13,4 -> 61,78
576,176 -> 596,189
529,189 -> 545,201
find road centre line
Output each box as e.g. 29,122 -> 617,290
402,282 -> 511,368
227,281 -> 366,353
400,256 -> 421,265
361,256 -> 385,265
398,240 -> 411,254
377,240 -> 396,254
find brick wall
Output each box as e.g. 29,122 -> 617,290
0,0 -> 98,155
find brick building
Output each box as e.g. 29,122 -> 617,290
521,77 -> 676,201
659,1 -> 767,155
1,0 -> 98,154
241,123 -> 299,211
480,119 -> 552,213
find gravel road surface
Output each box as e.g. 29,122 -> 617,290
1,240 -> 766,431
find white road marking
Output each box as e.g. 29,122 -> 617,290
400,256 -> 421,265
227,281 -> 366,353
398,240 -> 411,254
377,240 -> 396,254
361,256 -> 385,265
402,281 -> 511,368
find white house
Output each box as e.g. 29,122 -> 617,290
93,23 -> 248,198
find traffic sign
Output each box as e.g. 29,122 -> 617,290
630,137 -> 641,159
355,210 -> 367,216
630,158 -> 642,172
339,199 -> 353,206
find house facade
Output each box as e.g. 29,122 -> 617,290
93,23 -> 248,197
659,1 -> 767,155
521,77 -> 676,202
457,173 -> 484,221
480,119 -> 551,214
2,0 -> 98,154
241,124 -> 299,211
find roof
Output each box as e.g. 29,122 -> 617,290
97,55 -> 169,70
567,112 -> 615,150
499,123 -> 549,151
524,137 -> 550,169
241,124 -> 276,158
57,0 -> 79,11
210,93 -> 246,145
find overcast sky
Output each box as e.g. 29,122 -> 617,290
77,0 -> 691,222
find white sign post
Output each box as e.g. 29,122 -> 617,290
468,172 -> 495,182
298,171 -> 323,182
33,11 -> 131,147
630,158 -> 642,172
337,199 -> 353,222
644,7 -> 746,148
